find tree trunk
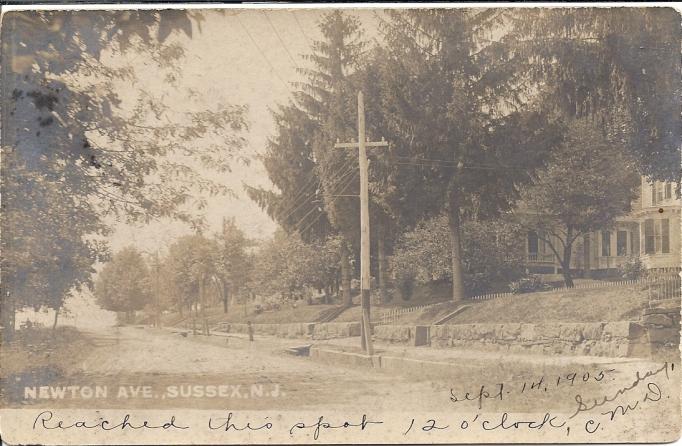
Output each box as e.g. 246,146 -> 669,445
199,279 -> 209,335
448,207 -> 465,302
231,286 -> 239,308
562,242 -> 575,288
582,234 -> 591,279
222,282 -> 229,313
52,306 -> 60,331
376,217 -> 389,303
340,242 -> 353,307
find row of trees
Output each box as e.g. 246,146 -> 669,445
96,219 -> 248,320
247,9 -> 678,297
94,222 -> 349,319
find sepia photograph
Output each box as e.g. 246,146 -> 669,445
0,4 -> 680,444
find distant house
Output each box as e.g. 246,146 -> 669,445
526,177 -> 680,277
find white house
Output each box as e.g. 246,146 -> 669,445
526,177 -> 680,276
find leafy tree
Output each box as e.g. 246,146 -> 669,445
1,10 -> 247,340
377,10 -> 562,301
3,11 -> 244,226
375,8 -> 678,301
214,218 -> 252,312
250,230 -> 312,300
306,236 -> 344,299
165,234 -> 219,316
146,255 -> 177,322
249,230 -> 342,302
516,120 -> 640,287
95,247 -> 151,323
391,214 -> 526,299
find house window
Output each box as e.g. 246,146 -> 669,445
661,219 -> 670,254
630,231 -> 639,254
651,183 -> 657,205
527,231 -> 538,255
601,231 -> 611,257
665,183 -> 672,199
655,219 -> 662,253
644,219 -> 655,254
617,231 -> 627,256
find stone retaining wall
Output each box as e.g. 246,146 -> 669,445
430,321 -> 649,357
641,306 -> 680,351
311,322 -> 361,340
373,325 -> 430,346
211,307 -> 679,358
374,321 -> 652,357
216,322 -> 361,340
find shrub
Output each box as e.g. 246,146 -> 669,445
618,256 -> 645,280
390,215 -> 526,296
509,275 -> 553,294
396,271 -> 416,301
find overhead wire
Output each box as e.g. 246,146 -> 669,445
291,10 -> 314,48
275,157 -> 355,222
235,14 -> 290,90
290,166 -> 359,232
297,170 -> 360,235
262,10 -> 301,71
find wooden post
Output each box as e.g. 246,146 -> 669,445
357,92 -> 373,355
377,218 -> 388,304
334,91 -> 388,355
154,249 -> 161,328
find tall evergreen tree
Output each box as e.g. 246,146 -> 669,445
247,11 -> 367,306
378,9 -> 562,301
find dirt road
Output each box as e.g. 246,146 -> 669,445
8,326 -> 442,410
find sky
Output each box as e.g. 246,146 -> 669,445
106,8 -> 383,254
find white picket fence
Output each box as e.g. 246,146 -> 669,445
645,273 -> 682,302
379,303 -> 442,325
378,273 -> 681,324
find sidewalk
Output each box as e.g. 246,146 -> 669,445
161,324 -> 653,377
313,336 -> 641,369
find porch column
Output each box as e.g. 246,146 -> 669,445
583,233 -> 591,279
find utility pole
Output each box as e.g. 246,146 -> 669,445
334,91 -> 388,355
154,249 -> 160,328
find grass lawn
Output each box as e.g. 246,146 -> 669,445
160,280 -> 663,327
445,283 -> 652,325
161,302 -> 339,327
333,282 -> 456,324
0,326 -> 92,403
338,281 -> 662,325
334,301 -> 462,325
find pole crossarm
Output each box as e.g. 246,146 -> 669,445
334,139 -> 389,149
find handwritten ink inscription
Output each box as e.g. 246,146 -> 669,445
25,361 -> 675,441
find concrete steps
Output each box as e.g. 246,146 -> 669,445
432,304 -> 471,325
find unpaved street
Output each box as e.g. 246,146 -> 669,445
9,326 -> 442,410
